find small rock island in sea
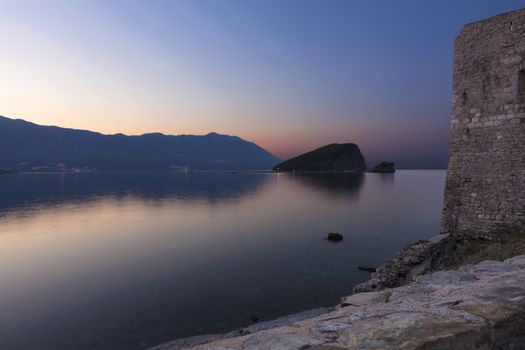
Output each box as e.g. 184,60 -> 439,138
273,143 -> 366,172
370,161 -> 395,173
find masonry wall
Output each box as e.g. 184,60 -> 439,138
441,9 -> 525,238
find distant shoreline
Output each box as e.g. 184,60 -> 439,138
0,168 -> 447,176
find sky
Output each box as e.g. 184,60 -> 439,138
1,0 -> 524,168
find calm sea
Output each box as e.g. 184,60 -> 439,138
0,170 -> 445,349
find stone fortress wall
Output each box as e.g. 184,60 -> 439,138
441,8 -> 525,238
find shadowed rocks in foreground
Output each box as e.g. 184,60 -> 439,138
353,232 -> 525,293
273,144 -> 366,172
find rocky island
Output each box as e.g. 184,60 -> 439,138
273,143 -> 366,172
370,161 -> 395,173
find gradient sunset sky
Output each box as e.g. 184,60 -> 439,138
1,0 -> 523,167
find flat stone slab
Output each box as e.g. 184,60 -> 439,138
340,291 -> 390,307
149,255 -> 525,350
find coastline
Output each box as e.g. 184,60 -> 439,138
150,251 -> 525,349
149,232 -> 525,349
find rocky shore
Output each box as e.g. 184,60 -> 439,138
354,231 -> 525,293
150,254 -> 525,350
353,233 -> 456,293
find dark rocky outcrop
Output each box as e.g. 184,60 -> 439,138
370,161 -> 395,173
273,143 -> 366,172
353,231 -> 525,293
353,234 -> 456,293
326,232 -> 343,242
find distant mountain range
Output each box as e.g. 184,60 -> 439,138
0,115 -> 280,171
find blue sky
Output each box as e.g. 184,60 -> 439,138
1,0 -> 524,167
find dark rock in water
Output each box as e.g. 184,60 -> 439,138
358,265 -> 377,273
273,143 -> 366,172
250,315 -> 259,323
327,232 -> 343,242
0,169 -> 10,175
370,161 -> 395,173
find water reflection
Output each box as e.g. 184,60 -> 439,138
370,172 -> 395,189
0,171 -> 446,350
286,172 -> 364,199
0,172 -> 269,217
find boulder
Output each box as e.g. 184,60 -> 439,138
327,233 -> 343,242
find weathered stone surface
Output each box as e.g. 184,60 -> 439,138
353,233 -> 456,293
312,322 -> 351,334
337,312 -> 486,350
149,256 -> 525,350
465,260 -> 522,273
451,303 -> 519,326
242,333 -> 323,350
340,291 -> 390,307
441,8 -> 525,239
415,270 -> 478,285
305,346 -> 349,350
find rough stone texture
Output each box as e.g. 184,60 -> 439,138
353,233 -> 456,293
340,291 -> 391,307
441,8 -> 525,239
149,256 -> 525,350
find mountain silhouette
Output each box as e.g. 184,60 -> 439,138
0,115 -> 280,171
